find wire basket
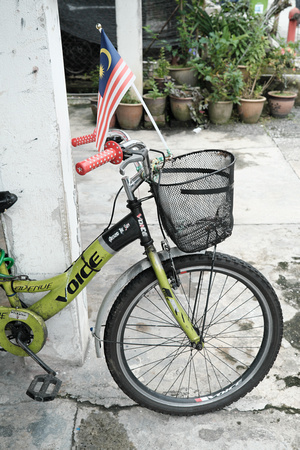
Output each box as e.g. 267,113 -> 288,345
152,150 -> 235,253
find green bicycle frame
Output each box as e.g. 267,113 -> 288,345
1,206 -> 200,346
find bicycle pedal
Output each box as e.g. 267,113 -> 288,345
26,373 -> 62,402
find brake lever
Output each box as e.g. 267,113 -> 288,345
119,154 -> 144,175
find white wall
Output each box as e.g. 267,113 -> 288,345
0,1 -> 89,364
115,0 -> 143,96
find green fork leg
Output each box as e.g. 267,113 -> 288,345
146,245 -> 201,346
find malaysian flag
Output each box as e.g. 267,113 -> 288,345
95,30 -> 136,151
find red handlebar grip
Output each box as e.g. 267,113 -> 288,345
71,130 -> 96,147
75,142 -> 123,175
103,141 -> 123,164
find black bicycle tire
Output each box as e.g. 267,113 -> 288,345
104,252 -> 283,415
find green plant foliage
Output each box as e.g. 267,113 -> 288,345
207,64 -> 244,104
188,89 -> 209,126
88,66 -> 100,91
154,48 -> 170,78
121,91 -> 141,104
145,79 -> 166,99
143,0 -> 296,106
189,0 -> 275,101
242,31 -> 269,98
165,0 -> 202,65
265,38 -> 300,91
164,81 -> 192,98
192,0 -> 269,66
191,31 -> 244,103
186,4 -> 213,38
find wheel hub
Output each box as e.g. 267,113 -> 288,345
191,325 -> 204,350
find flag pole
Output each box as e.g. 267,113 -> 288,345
131,84 -> 170,155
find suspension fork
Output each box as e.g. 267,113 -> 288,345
146,245 -> 202,347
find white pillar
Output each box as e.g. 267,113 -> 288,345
0,1 -> 89,364
115,0 -> 143,96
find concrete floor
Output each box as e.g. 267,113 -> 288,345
0,100 -> 299,449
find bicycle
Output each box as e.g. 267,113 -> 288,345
0,129 -> 283,415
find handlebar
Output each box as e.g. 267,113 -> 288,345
73,129 -> 166,186
71,129 -> 131,148
72,129 -> 171,204
71,131 -> 96,147
75,141 -> 123,176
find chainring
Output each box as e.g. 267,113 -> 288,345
0,307 -> 47,356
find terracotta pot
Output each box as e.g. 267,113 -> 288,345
208,101 -> 233,124
169,67 -> 198,87
268,91 -> 297,118
154,76 -> 171,92
169,94 -> 193,121
143,60 -> 157,78
238,96 -> 266,124
116,103 -> 143,129
143,94 -> 167,116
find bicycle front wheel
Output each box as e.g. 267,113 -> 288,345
104,252 -> 283,415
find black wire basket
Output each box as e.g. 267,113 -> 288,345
152,150 -> 235,253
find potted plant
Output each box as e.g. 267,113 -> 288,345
191,31 -> 244,124
167,0 -> 198,86
164,81 -> 195,122
153,47 -> 171,91
265,40 -> 299,118
143,78 -> 167,127
192,6 -> 270,124
188,1 -> 263,82
268,90 -> 298,118
205,64 -> 244,124
237,23 -> 269,124
116,90 -> 143,130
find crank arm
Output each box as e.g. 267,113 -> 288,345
16,332 -> 56,376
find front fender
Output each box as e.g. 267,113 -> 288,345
93,247 -> 190,357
